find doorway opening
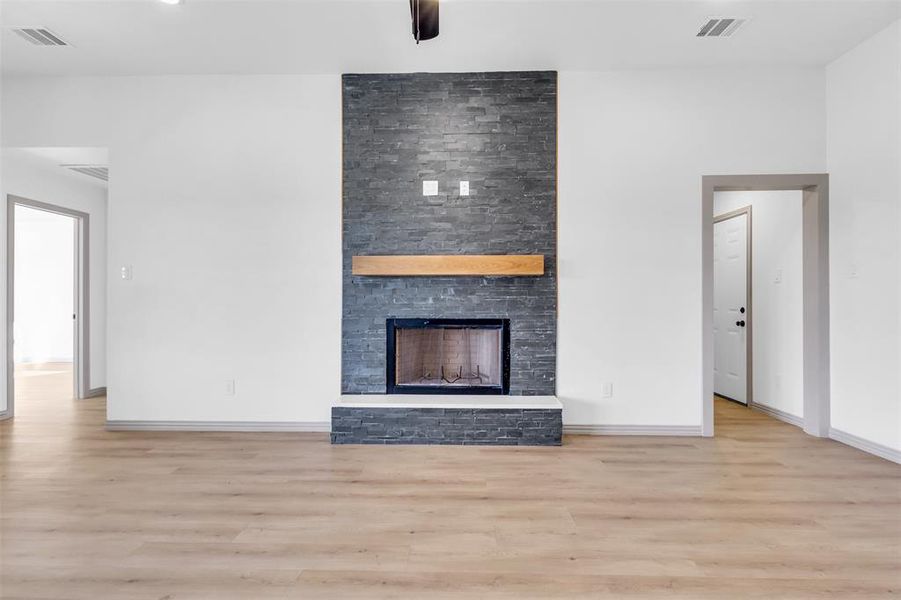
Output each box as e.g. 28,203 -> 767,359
713,190 -> 808,432
702,174 -> 830,438
6,196 -> 93,419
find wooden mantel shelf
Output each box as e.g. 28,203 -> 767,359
352,254 -> 545,277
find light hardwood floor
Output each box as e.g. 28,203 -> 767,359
1,364 -> 899,599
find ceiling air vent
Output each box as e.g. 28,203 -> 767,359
62,165 -> 109,182
697,18 -> 748,38
11,27 -> 69,47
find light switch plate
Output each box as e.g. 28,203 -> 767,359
601,382 -> 613,398
460,181 -> 470,196
423,180 -> 438,196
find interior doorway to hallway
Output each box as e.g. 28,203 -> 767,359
14,203 -> 77,406
713,190 -> 807,433
6,197 -> 92,418
702,174 -> 830,438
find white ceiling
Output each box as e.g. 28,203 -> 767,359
1,0 -> 898,76
3,147 -> 110,189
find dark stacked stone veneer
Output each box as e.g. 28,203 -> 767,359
342,71 -> 558,395
331,407 -> 562,446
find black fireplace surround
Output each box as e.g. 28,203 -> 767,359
342,72 -> 556,396
386,318 -> 511,395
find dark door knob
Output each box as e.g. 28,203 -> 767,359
740,307 -> 745,314
736,320 -> 746,327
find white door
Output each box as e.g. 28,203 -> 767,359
713,212 -> 748,404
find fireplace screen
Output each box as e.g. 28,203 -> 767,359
386,319 -> 510,394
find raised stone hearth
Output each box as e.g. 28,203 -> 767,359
331,396 -> 562,446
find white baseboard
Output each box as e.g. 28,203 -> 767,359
85,387 -> 107,399
750,402 -> 803,428
106,420 -> 331,433
563,424 -> 702,436
829,428 -> 901,464
0,409 -> 10,421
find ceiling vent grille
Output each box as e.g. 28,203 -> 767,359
62,165 -> 109,182
697,18 -> 748,38
11,27 -> 69,46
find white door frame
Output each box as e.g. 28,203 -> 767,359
4,194 -> 98,420
702,174 -> 830,438
713,205 -> 752,406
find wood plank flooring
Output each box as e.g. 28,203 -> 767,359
1,364 -> 899,599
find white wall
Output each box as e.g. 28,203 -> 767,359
558,69 -> 825,427
714,191 -> 804,419
1,152 -> 108,412
14,205 -> 75,364
1,70 -> 826,426
1,75 -> 342,422
826,20 -> 901,451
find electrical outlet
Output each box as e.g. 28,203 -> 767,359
120,265 -> 133,280
225,380 -> 236,396
774,269 -> 783,284
601,382 -> 613,398
460,181 -> 470,196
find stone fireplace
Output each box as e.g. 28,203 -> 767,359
387,318 -> 510,394
341,71 -> 557,397
335,71 -> 560,445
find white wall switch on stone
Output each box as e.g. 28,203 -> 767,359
120,265 -> 133,280
423,180 -> 438,196
460,181 -> 470,196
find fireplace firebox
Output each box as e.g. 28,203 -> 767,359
386,318 -> 510,394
